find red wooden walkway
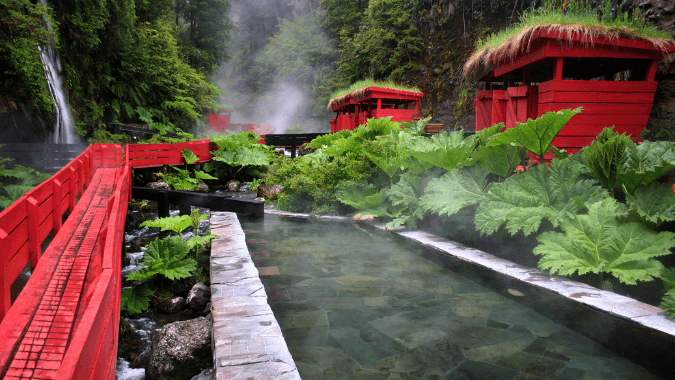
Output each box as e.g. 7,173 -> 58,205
0,140 -> 212,379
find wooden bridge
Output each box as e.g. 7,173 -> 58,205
0,140 -> 213,379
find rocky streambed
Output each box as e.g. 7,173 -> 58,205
117,202 -> 216,380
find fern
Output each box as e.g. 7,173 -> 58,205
534,198 -> 675,285
490,108 -> 582,161
475,158 -> 608,236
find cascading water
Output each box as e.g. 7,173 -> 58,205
38,0 -> 76,144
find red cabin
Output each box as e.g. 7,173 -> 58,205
206,107 -> 234,133
469,28 -> 675,154
328,86 -> 425,132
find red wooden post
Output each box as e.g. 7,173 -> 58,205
0,227 -> 10,320
69,166 -> 77,211
553,57 -> 564,80
26,196 -> 40,267
53,179 -> 63,233
645,60 -> 658,81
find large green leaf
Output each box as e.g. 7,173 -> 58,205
473,143 -> 525,178
475,159 -> 608,236
336,180 -> 388,211
212,147 -> 269,167
209,131 -> 262,151
420,166 -> 490,217
182,149 -> 199,164
409,131 -> 478,171
534,198 -> 675,285
306,129 -> 352,149
140,214 -> 199,233
194,170 -> 218,180
619,141 -> 675,194
186,234 -> 219,251
626,182 -> 675,225
121,285 -> 154,314
583,127 -> 631,193
141,236 -> 196,281
490,108 -> 582,159
4,184 -> 35,201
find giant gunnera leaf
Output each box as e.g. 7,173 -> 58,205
619,140 -> 675,194
420,165 -> 490,217
182,149 -> 199,164
140,235 -> 196,281
475,158 -> 608,236
336,180 -> 389,217
534,198 -> 675,285
409,131 -> 478,171
140,214 -> 206,234
490,108 -> 582,160
582,127 -> 631,193
626,182 -> 675,225
121,284 -> 154,314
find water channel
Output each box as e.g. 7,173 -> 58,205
240,215 -> 664,380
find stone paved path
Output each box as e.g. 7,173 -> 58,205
209,212 -> 300,380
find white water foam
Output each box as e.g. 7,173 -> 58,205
38,0 -> 76,144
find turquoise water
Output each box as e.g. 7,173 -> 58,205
241,216 -> 663,380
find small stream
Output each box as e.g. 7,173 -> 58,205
116,205 -> 212,380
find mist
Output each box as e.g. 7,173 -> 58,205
215,0 -> 335,134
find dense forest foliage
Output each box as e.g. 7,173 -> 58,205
1,0 -> 673,140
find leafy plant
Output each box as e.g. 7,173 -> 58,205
582,127 -> 631,195
534,198 -> 675,285
206,131 -> 272,180
490,108 -> 582,162
140,213 -> 207,234
473,123 -> 526,178
475,158 -> 608,236
625,182 -> 675,225
154,165 -> 217,191
619,140 -> 675,195
122,235 -> 199,314
182,149 -> 199,164
420,165 -> 491,218
0,164 -> 51,210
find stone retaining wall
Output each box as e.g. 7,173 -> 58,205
209,212 -> 301,379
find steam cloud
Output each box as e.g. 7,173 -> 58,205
215,0 -> 332,134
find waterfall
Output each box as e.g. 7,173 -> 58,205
38,0 -> 76,144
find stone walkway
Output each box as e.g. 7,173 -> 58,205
209,212 -> 300,379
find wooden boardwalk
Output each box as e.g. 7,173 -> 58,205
0,140 -> 214,379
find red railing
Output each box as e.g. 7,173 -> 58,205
127,139 -> 213,168
0,139 -> 215,379
0,143 -> 126,380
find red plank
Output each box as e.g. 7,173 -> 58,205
538,103 -> 653,115
556,124 -> 645,137
538,91 -> 655,104
538,114 -> 649,126
539,80 -> 658,93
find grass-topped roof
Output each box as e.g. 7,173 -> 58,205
327,79 -> 422,112
463,2 -> 675,79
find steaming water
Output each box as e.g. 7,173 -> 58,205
38,0 -> 76,144
241,216 -> 665,379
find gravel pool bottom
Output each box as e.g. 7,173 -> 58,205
240,216 -> 663,380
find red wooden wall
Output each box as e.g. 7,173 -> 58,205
127,139 -> 213,168
538,80 -> 655,152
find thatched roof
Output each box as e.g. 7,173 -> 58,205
327,85 -> 424,112
463,23 -> 675,79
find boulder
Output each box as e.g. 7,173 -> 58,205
190,368 -> 214,380
146,317 -> 212,380
157,296 -> 185,314
196,180 -> 209,193
257,183 -> 283,199
145,182 -> 171,190
187,283 -> 211,310
227,179 -> 240,191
